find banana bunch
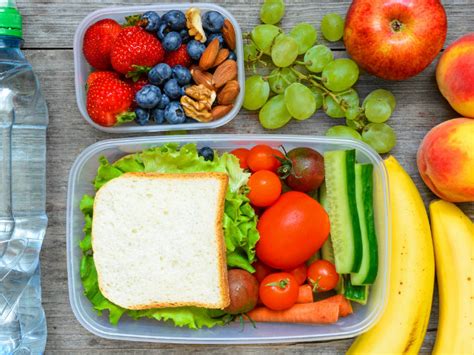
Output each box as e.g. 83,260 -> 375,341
430,200 -> 474,354
348,156 -> 435,354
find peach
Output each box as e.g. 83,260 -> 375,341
436,33 -> 474,118
417,118 -> 474,202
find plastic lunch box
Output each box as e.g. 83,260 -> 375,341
73,4 -> 245,133
66,134 -> 390,344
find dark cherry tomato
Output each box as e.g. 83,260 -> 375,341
253,260 -> 276,283
247,145 -> 281,172
285,264 -> 308,285
259,272 -> 299,311
225,269 -> 259,314
307,259 -> 339,292
248,170 -> 282,207
230,148 -> 250,170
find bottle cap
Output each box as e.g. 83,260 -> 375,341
0,0 -> 22,38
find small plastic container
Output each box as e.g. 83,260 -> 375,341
67,135 -> 390,344
73,4 -> 244,133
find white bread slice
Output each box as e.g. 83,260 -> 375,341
91,172 -> 230,310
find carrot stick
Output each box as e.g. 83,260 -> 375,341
318,294 -> 353,317
296,284 -> 314,303
247,301 -> 340,324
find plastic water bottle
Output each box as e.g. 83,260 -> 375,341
0,0 -> 48,353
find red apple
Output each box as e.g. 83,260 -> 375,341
343,0 -> 447,81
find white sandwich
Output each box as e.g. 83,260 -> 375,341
91,172 -> 230,310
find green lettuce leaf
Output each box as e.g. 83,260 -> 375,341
79,143 -> 259,329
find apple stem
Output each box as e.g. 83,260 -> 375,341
391,19 -> 403,32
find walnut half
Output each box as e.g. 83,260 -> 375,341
180,85 -> 217,122
186,8 -> 207,43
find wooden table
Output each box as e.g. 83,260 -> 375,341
20,0 -> 473,353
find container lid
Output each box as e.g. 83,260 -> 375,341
0,0 -> 22,38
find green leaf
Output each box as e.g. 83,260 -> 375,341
93,156 -> 124,190
79,195 -> 94,215
116,111 -> 136,124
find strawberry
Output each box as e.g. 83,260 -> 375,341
83,19 -> 122,70
129,77 -> 149,96
86,71 -> 119,89
164,44 -> 192,67
111,26 -> 165,74
86,77 -> 135,127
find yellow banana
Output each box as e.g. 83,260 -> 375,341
347,156 -> 435,354
430,200 -> 474,354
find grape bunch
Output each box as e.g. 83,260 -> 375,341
243,0 -> 397,154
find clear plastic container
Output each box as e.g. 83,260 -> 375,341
66,135 -> 390,344
73,4 -> 244,133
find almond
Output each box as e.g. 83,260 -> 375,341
212,48 -> 230,68
199,38 -> 220,70
212,60 -> 237,88
222,19 -> 236,50
212,104 -> 233,120
217,80 -> 240,105
191,68 -> 214,90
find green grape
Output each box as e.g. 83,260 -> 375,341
304,45 -> 334,73
251,24 -> 281,55
310,87 -> 324,110
284,83 -> 316,120
243,75 -> 270,110
362,123 -> 397,154
345,106 -> 362,121
363,89 -> 397,111
321,13 -> 344,42
322,58 -> 359,92
365,98 -> 392,123
243,42 -> 258,62
323,89 -> 359,118
289,23 -> 318,55
346,116 -> 367,131
326,125 -> 362,140
271,35 -> 299,67
268,67 -> 297,94
259,94 -> 293,129
260,0 -> 285,25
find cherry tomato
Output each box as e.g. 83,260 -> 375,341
225,269 -> 259,314
279,147 -> 325,192
247,145 -> 281,172
253,260 -> 276,283
248,170 -> 282,207
259,272 -> 299,311
307,259 -> 339,292
230,148 -> 250,170
272,149 -> 285,170
285,264 -> 307,285
256,191 -> 330,269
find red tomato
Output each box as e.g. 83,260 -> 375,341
252,260 -> 276,283
272,149 -> 284,171
256,191 -> 330,269
230,148 -> 250,170
247,170 -> 282,207
307,260 -> 339,292
285,264 -> 307,285
259,272 -> 299,311
247,145 -> 281,172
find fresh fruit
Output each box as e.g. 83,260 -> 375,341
247,170 -> 282,207
186,40 -> 207,61
364,98 -> 392,123
271,35 -> 298,67
243,75 -> 270,111
304,45 -> 334,73
197,146 -> 214,161
111,26 -> 165,74
347,156 -> 435,354
161,10 -> 186,31
172,65 -> 192,86
148,63 -> 172,86
256,191 -> 330,269
321,13 -> 344,42
141,11 -> 161,32
259,272 -> 299,311
429,200 -> 474,355
253,261 -> 276,283
151,107 -> 165,124
307,259 -> 339,292
268,68 -> 297,94
325,125 -> 361,140
86,77 -> 134,127
436,33 -> 474,118
230,148 -> 250,170
284,83 -> 316,120
324,89 -> 359,119
83,19 -> 122,70
260,0 -> 285,25
202,11 -> 225,33
278,147 -> 325,193
247,145 -> 281,173
363,89 -> 396,111
289,23 -> 317,55
285,264 -> 307,285
251,24 -> 281,55
86,71 -> 119,88
322,58 -> 359,92
164,44 -> 192,67
163,79 -> 181,100
344,0 -> 447,80
362,123 -> 396,154
259,94 -> 292,129
162,31 -> 182,51
134,108 -> 150,125
225,269 -> 259,315
417,118 -> 474,202
164,101 -> 186,124
135,85 -> 162,109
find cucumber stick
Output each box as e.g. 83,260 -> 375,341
319,182 -> 336,264
343,275 -> 369,305
351,163 -> 379,285
323,150 -> 362,273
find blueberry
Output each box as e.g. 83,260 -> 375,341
179,29 -> 191,44
186,40 -> 206,61
157,22 -> 169,41
163,79 -> 181,100
162,31 -> 182,51
202,11 -> 225,33
162,10 -> 186,31
172,65 -> 192,86
148,63 -> 172,86
151,107 -> 165,124
198,146 -> 214,161
135,85 -> 162,109
180,85 -> 189,96
206,33 -> 224,47
164,101 -> 186,124
135,108 -> 150,125
157,94 -> 170,109
142,11 -> 160,32
228,51 -> 237,61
